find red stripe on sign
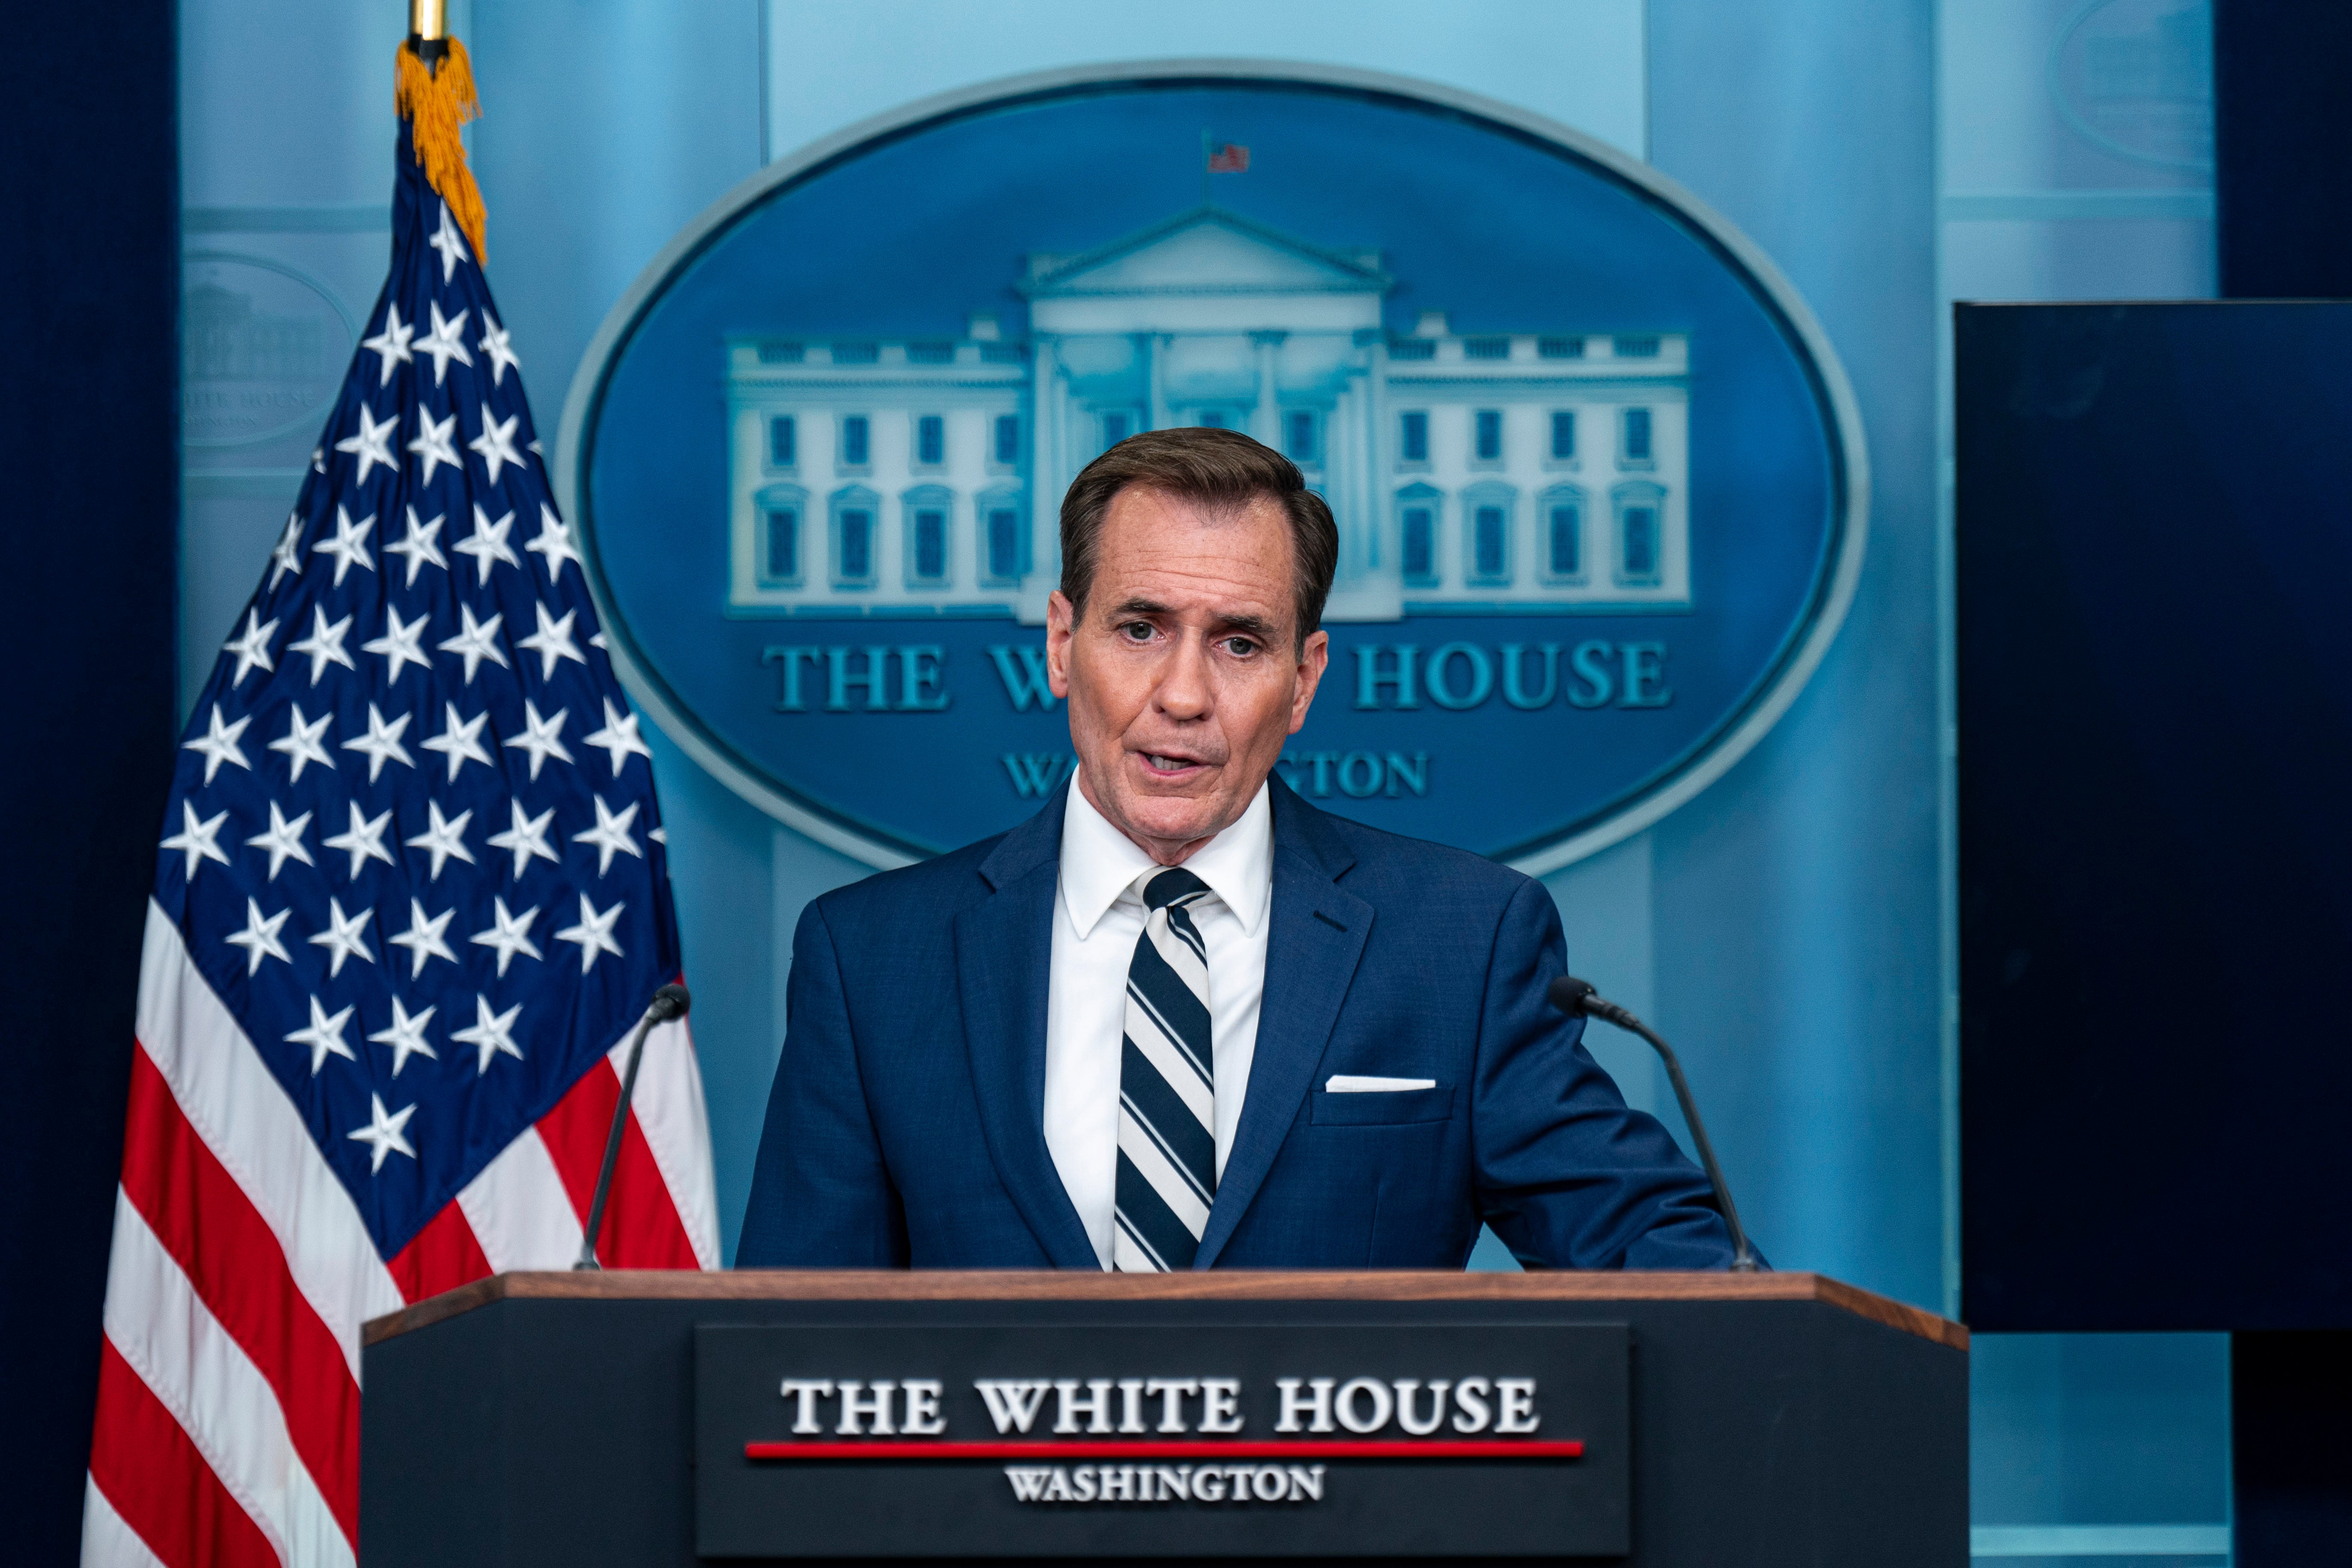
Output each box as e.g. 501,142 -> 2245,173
115,1046 -> 362,1545
745,1440 -> 1585,1461
88,1337 -> 281,1568
387,1192 -> 495,1304
536,1057 -> 700,1269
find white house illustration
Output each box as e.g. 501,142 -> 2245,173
725,207 -> 1690,623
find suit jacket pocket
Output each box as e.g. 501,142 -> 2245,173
1310,1085 -> 1456,1126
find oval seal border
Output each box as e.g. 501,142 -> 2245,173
556,59 -> 1870,874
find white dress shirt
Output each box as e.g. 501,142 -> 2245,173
1044,781 -> 1273,1269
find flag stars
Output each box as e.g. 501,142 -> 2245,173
323,800 -> 395,879
428,200 -> 471,282
583,698 -> 651,776
268,704 -> 335,782
307,897 -> 377,978
469,897 -> 542,976
384,505 -> 447,587
363,604 -> 434,684
405,800 -> 476,880
477,311 -> 520,385
348,1094 -> 418,1173
288,604 -> 356,686
311,505 -> 378,587
518,602 -> 587,680
525,503 -> 581,581
452,994 -> 525,1076
161,800 -> 232,880
334,404 -> 399,486
245,801 -> 315,881
421,702 -> 494,782
341,703 -> 415,782
487,800 -> 561,879
453,504 -> 519,584
368,998 -> 438,1076
503,700 -> 572,779
183,705 -> 252,785
387,898 -> 457,979
361,302 -> 414,387
222,610 -> 278,687
287,994 -> 357,1075
268,513 -> 304,590
417,302 -> 473,385
555,893 -> 626,975
573,794 -> 643,875
469,405 -> 524,487
407,406 -> 461,486
437,603 -> 509,685
224,897 -> 292,976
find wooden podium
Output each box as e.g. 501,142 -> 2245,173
360,1271 -> 1965,1565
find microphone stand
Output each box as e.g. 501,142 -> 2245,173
574,983 -> 692,1271
1549,975 -> 1760,1272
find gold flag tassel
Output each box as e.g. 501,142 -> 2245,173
394,16 -> 487,266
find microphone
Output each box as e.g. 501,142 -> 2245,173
1548,976 -> 1760,1272
574,983 -> 693,1271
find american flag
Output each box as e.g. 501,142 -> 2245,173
1206,142 -> 1251,173
81,84 -> 718,1568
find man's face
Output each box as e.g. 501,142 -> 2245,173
1047,486 -> 1329,865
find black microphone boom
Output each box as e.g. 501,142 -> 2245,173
1548,975 -> 1760,1272
574,983 -> 693,1271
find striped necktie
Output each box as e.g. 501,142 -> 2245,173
1112,867 -> 1216,1272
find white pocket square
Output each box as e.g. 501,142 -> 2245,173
1323,1075 -> 1438,1093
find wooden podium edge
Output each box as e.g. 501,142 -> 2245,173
363,1269 -> 1966,1352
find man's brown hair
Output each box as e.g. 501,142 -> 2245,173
1058,427 -> 1340,646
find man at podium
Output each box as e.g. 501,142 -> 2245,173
739,429 -> 1736,1272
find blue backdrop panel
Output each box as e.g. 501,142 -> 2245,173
0,3 -> 179,1558
1958,301 -> 2352,1331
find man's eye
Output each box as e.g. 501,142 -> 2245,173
1120,622 -> 1154,641
1222,637 -> 1258,657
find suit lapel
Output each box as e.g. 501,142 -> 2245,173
953,788 -> 1099,1268
1195,785 -> 1371,1268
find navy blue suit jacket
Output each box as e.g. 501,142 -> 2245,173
737,780 -> 1735,1269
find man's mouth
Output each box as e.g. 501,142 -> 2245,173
1139,751 -> 1210,776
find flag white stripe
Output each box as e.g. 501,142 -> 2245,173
454,1124 -> 585,1272
100,1191 -> 356,1568
608,1016 -> 721,1268
80,1474 -> 169,1568
136,900 -> 402,1381
1121,1006 -> 1216,1125
1116,1114 -> 1213,1236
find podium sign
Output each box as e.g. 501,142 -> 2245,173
694,1322 -> 1631,1557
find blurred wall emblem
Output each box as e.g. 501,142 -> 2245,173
183,252 -> 357,448
561,65 -> 1866,871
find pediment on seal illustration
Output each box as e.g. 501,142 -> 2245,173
1021,207 -> 1391,298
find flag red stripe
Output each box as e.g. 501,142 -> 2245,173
88,1337 -> 281,1568
535,1058 -> 700,1269
388,1191 -> 496,1304
116,1045 -> 361,1544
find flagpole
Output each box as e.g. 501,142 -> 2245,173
409,0 -> 447,70
1199,128 -> 1211,210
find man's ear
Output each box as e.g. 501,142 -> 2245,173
1045,590 -> 1075,698
1289,628 -> 1330,733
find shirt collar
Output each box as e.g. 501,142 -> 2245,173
1060,779 -> 1273,940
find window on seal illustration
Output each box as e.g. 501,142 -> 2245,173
978,486 -> 1026,586
992,413 -> 1021,467
766,414 -> 797,469
1398,410 -> 1430,465
755,483 -> 807,588
830,486 -> 880,588
914,414 -> 946,468
1462,483 -> 1515,587
1539,484 -> 1585,584
1619,407 -> 1654,468
1613,481 -> 1666,587
839,414 -> 871,470
1548,410 -> 1576,463
903,486 -> 952,588
1473,409 -> 1504,465
1285,410 -> 1318,463
1395,485 -> 1442,588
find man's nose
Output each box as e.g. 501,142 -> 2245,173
1153,632 -> 1212,720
